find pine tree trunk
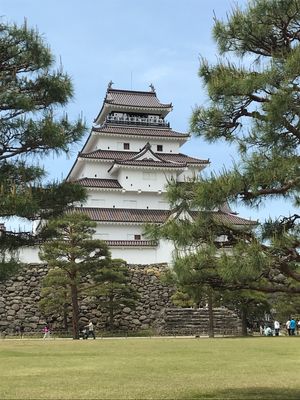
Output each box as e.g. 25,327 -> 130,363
63,302 -> 68,332
241,308 -> 248,337
208,290 -> 214,338
109,295 -> 114,330
70,283 -> 80,339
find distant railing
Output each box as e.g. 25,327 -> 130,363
105,240 -> 158,247
106,115 -> 170,127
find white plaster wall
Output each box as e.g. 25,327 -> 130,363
109,239 -> 174,264
18,238 -> 175,265
177,167 -> 202,182
18,246 -> 42,264
93,136 -> 181,153
79,161 -> 111,179
94,224 -> 146,240
84,190 -> 170,209
118,168 -> 176,192
109,247 -> 159,264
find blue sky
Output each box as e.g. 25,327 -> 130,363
1,0 -> 294,228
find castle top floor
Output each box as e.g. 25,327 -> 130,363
94,82 -> 173,127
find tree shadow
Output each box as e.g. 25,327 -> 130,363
184,387 -> 300,399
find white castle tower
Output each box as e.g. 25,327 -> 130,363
66,83 -> 252,264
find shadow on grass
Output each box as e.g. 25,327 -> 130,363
185,387 -> 300,399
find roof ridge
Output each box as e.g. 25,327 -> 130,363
108,88 -> 157,95
77,207 -> 170,213
78,149 -> 209,164
93,125 -> 188,135
76,177 -> 119,181
79,149 -> 137,156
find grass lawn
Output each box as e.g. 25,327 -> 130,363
0,336 -> 300,399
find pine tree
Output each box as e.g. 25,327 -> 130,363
158,0 -> 300,295
0,21 -> 87,279
92,260 -> 138,331
39,269 -> 70,331
39,213 -> 111,339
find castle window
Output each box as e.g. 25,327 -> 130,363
134,234 -> 141,240
124,143 -> 130,150
157,145 -> 163,152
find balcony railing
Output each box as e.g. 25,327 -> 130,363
106,115 -> 170,127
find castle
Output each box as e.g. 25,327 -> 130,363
20,83 -> 253,264
68,82 -> 254,264
1,83 -> 250,335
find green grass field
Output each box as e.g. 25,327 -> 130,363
1,336 -> 300,399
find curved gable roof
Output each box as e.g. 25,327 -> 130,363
94,87 -> 172,125
92,124 -> 189,139
79,149 -> 209,165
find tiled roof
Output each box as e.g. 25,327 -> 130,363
74,207 -> 256,226
212,211 -> 257,226
74,207 -> 169,223
114,159 -> 185,168
79,149 -> 136,160
163,154 -> 208,165
79,149 -> 209,165
105,240 -> 158,247
74,178 -> 122,189
190,211 -> 257,226
92,125 -> 188,138
218,202 -> 237,215
105,89 -> 171,109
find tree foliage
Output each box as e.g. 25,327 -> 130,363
39,213 -> 111,339
39,268 -> 70,330
152,0 -> 300,295
90,259 -> 139,330
0,20 -> 87,280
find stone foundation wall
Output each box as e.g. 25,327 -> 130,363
0,263 -> 175,335
155,307 -> 242,336
0,264 -> 242,336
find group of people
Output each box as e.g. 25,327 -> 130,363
285,318 -> 299,336
261,318 -> 300,336
41,320 -> 96,340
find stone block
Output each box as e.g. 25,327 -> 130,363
132,319 -> 141,325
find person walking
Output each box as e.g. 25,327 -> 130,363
290,318 -> 296,335
19,323 -> 25,339
42,324 -> 50,340
259,323 -> 264,336
274,320 -> 280,336
286,319 -> 291,336
85,321 -> 96,339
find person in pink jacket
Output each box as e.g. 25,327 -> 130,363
42,324 -> 50,339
